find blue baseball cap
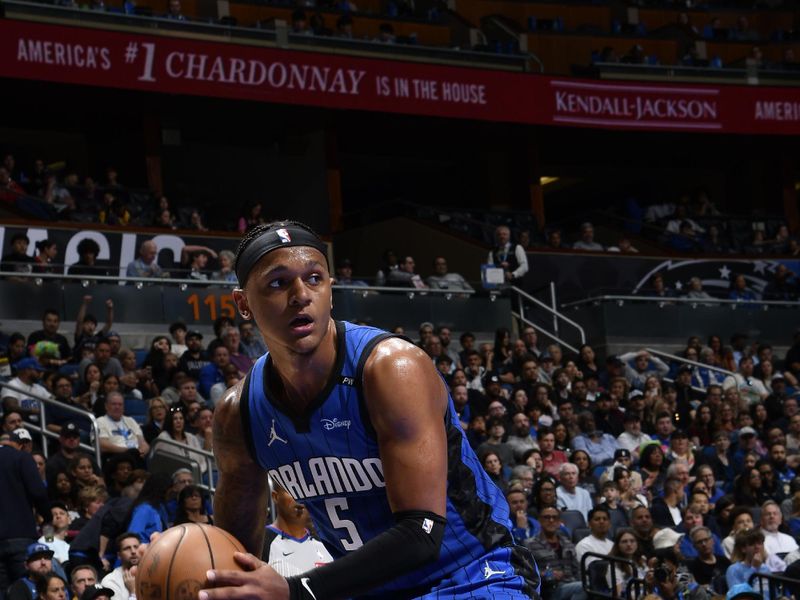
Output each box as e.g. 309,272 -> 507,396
26,543 -> 54,561
726,583 -> 762,600
14,357 -> 45,371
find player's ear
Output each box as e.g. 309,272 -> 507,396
232,289 -> 251,320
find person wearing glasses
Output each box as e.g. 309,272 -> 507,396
524,506 -> 586,600
687,525 -> 729,595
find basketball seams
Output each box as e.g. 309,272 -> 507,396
213,526 -> 247,555
197,524 -> 216,570
165,525 -> 188,600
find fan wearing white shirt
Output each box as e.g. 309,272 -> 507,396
760,500 -> 799,557
556,462 -> 593,522
575,507 -> 614,565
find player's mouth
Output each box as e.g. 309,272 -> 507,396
289,315 -> 314,335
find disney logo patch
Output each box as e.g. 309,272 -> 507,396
321,418 -> 351,431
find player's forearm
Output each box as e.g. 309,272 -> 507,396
213,474 -> 268,554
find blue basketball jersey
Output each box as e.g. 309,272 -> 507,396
242,321 -> 538,597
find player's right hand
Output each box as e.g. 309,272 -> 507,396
201,553 -> 289,600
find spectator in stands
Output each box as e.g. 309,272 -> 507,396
617,412 -> 652,456
487,225 -> 528,284
725,529 -> 774,588
572,222 -> 604,251
73,296 -> 114,361
374,22 -> 395,43
219,326 -> 250,375
178,330 -> 209,380
684,277 -> 715,303
760,500 -> 798,556
98,193 -> 130,226
374,249 -> 398,286
156,408 -> 207,474
334,259 -> 368,287
619,350 -> 669,392
211,250 -> 238,283
523,504 -> 584,600
6,548 -> 54,600
572,411 -> 619,465
426,256 -> 473,291
556,462 -> 593,520
544,228 -> 566,250
45,422 -> 100,482
165,0 -> 186,20
722,357 -> 768,406
0,165 -> 26,205
96,392 -> 149,461
607,528 -> 647,596
732,16 -> 758,42
238,321 -> 267,359
100,532 -> 140,600
687,524 -> 729,593
291,9 -> 311,34
480,451 -> 507,492
237,201 -> 265,233
2,233 -> 34,280
728,274 -> 758,303
335,14 -> 354,38
174,485 -> 212,526
575,507 -> 613,564
125,240 -> 163,279
80,339 -> 123,381
32,240 -> 58,275
68,239 -> 106,280
154,209 -> 177,230
607,237 -> 638,253
507,487 -> 540,544
198,345 -> 229,398
387,256 -> 427,288
2,357 -> 49,425
26,310 -> 70,362
69,566 -> 98,599
763,264 -> 798,301
630,505 -> 658,556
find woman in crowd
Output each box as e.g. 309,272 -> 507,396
118,348 -> 157,399
707,431 -> 735,485
33,239 -> 58,274
35,573 -> 67,600
714,496 -> 737,540
529,475 -> 559,518
688,404 -> 714,448
552,421 -> 571,452
156,407 -> 207,474
142,396 -> 169,444
638,442 -> 667,497
614,465 -> 648,510
576,343 -> 600,381
69,455 -> 103,493
607,528 -> 648,596
522,448 -> 544,477
125,472 -> 171,543
481,451 -> 507,493
70,485 -> 108,533
571,449 -> 599,500
750,403 -> 770,437
48,471 -> 78,514
173,485 -> 213,525
733,468 -> 768,507
211,249 -> 238,283
76,363 -> 102,412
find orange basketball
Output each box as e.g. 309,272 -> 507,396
136,524 -> 247,600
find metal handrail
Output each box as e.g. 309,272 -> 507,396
149,436 -> 216,494
0,269 -> 475,295
561,294 -> 800,309
512,310 -> 579,354
580,551 -> 637,599
0,380 -> 102,465
749,570 -> 800,599
511,285 -> 586,349
645,348 -> 736,379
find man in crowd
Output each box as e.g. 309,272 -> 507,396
6,544 -> 55,600
70,565 -> 99,600
651,477 -> 687,528
96,392 -> 149,462
617,412 -> 651,457
80,339 -> 123,379
760,500 -> 799,556
556,463 -> 593,521
524,505 -> 586,600
125,240 -> 163,279
426,256 -> 473,291
199,345 -> 230,398
100,532 -> 139,600
239,321 -> 268,359
1,233 -> 34,280
575,507 -> 613,564
26,309 -> 71,362
572,222 -> 604,251
45,421 -> 101,482
1,357 -> 49,425
487,225 -> 528,284
387,255 -> 427,288
572,412 -> 619,465
178,330 -> 209,381
506,412 -> 538,463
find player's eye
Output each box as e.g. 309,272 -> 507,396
268,278 -> 285,288
307,273 -> 322,284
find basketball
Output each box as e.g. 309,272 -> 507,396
135,524 -> 247,600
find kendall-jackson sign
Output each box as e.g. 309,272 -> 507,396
1,19 -> 800,134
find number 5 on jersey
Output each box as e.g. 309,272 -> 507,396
324,498 -> 364,550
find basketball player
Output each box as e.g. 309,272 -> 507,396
203,221 -> 539,600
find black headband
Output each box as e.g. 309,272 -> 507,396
235,226 -> 328,286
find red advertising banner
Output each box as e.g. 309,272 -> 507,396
1,19 -> 799,134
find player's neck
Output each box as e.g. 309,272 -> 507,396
269,320 -> 338,408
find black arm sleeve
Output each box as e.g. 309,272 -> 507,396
286,510 -> 446,600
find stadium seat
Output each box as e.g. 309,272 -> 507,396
561,510 -> 587,533
125,396 -> 149,424
572,526 -> 591,544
